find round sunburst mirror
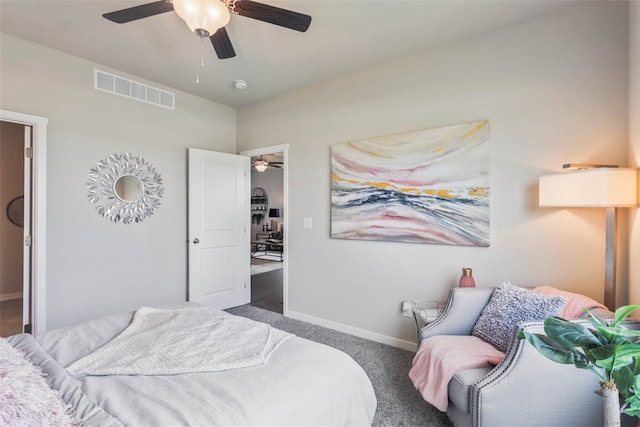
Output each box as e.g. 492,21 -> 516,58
87,153 -> 164,224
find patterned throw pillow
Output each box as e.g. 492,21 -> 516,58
472,282 -> 567,353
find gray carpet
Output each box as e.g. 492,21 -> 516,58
227,304 -> 452,427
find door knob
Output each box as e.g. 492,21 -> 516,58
193,238 -> 200,244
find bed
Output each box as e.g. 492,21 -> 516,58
1,305 -> 377,426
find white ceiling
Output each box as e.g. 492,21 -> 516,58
0,0 -> 569,108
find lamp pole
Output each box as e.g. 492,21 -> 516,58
604,207 -> 617,310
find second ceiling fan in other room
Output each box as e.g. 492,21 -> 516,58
102,0 -> 312,59
253,156 -> 282,172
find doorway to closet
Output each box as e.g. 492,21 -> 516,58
242,145 -> 288,315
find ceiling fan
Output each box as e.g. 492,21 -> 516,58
102,0 -> 312,60
253,156 -> 283,172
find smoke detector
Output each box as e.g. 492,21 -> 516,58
234,80 -> 247,90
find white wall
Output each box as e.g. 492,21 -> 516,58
237,3 -> 630,347
0,34 -> 236,330
629,1 -> 640,310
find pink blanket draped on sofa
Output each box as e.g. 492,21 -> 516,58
409,335 -> 505,412
532,286 -> 608,318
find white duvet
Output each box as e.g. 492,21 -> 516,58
8,305 -> 377,427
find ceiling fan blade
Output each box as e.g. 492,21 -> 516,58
210,27 -> 236,59
103,1 -> 174,24
268,162 -> 283,165
234,0 -> 311,32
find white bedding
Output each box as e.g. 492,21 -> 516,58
7,306 -> 377,426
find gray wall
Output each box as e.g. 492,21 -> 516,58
237,2 -> 631,347
0,34 -> 236,330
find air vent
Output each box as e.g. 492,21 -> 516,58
94,69 -> 175,110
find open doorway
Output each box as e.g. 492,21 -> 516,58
0,110 -> 47,335
241,145 -> 288,315
0,121 -> 28,337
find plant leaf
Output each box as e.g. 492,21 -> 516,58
593,342 -> 640,372
613,305 -> 640,327
543,317 -> 601,348
520,329 -> 604,381
596,324 -> 640,339
613,342 -> 640,370
623,391 -> 640,417
520,331 -> 575,364
572,350 -> 601,374
590,343 -> 617,366
623,406 -> 640,417
585,308 -> 609,328
613,365 -> 635,398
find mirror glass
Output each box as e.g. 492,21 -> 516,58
114,175 -> 143,202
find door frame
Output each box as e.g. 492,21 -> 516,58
0,110 -> 48,334
240,144 -> 289,315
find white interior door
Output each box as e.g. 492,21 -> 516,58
188,148 -> 250,309
22,126 -> 32,331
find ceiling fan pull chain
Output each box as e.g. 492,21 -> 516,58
200,32 -> 206,68
195,52 -> 201,83
195,35 -> 207,84
195,52 -> 200,84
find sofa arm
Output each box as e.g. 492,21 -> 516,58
582,307 -> 615,320
419,287 -> 495,342
470,321 -> 606,427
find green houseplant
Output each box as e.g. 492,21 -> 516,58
519,305 -> 640,427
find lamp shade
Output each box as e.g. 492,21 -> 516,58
539,168 -> 638,208
173,0 -> 230,35
269,208 -> 280,218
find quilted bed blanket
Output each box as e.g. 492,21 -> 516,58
67,306 -> 291,377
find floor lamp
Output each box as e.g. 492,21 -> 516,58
539,166 -> 638,309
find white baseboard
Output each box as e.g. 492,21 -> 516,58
0,291 -> 23,302
286,309 -> 418,352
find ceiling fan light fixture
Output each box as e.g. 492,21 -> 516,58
173,0 -> 231,36
254,160 -> 269,172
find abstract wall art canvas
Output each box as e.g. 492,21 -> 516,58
330,120 -> 490,246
